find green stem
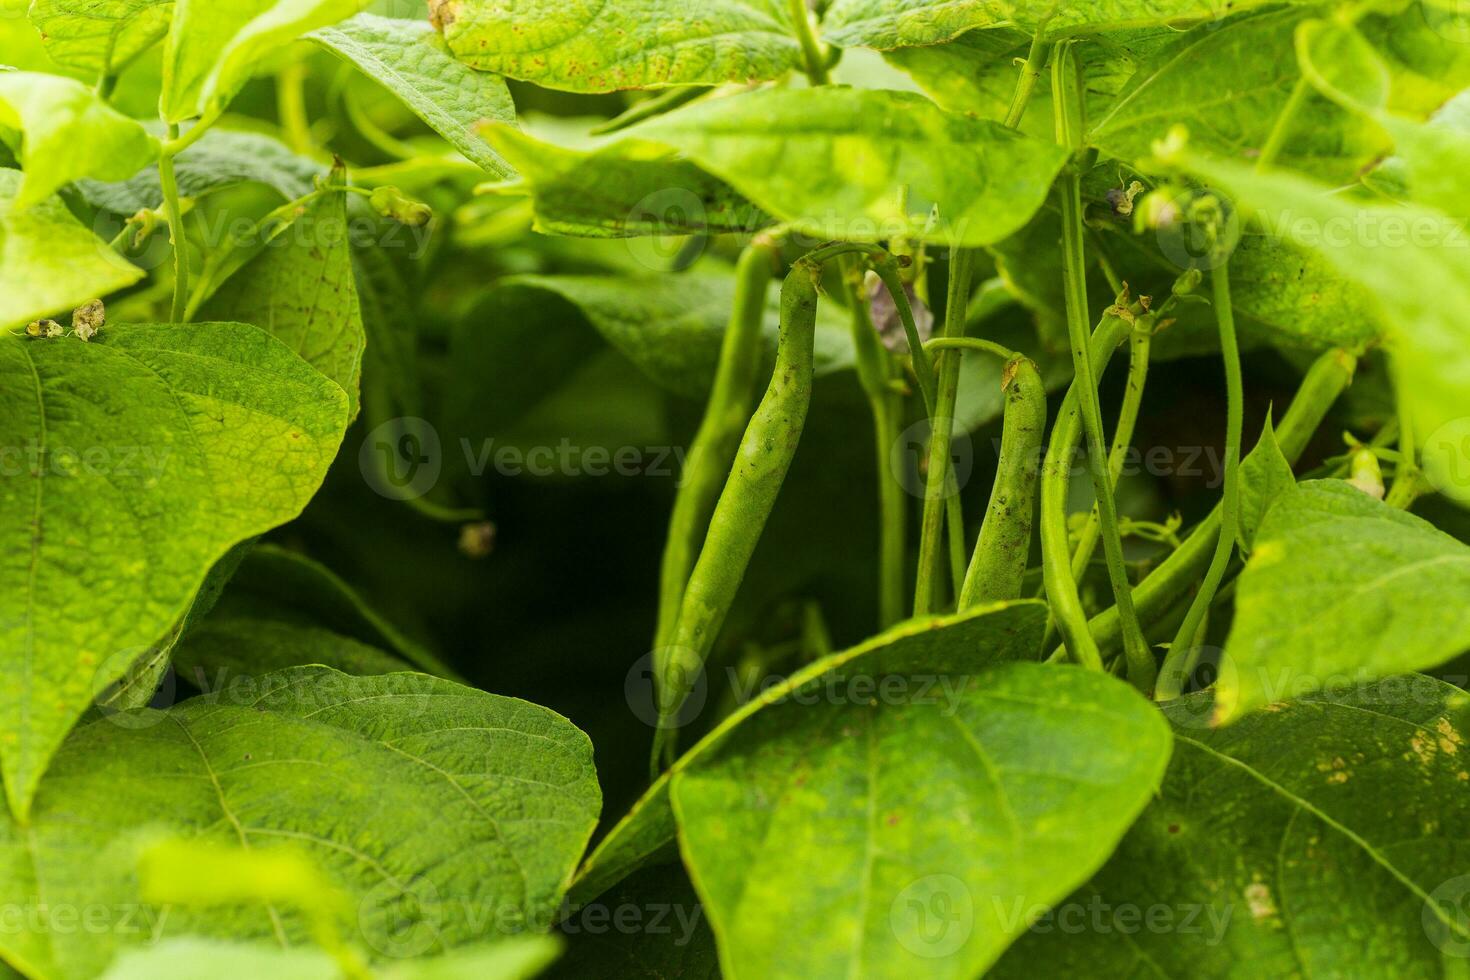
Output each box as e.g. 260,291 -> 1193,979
1053,42 -> 1155,690
1257,75 -> 1310,172
1385,397 -> 1424,510
925,337 -> 1018,361
1158,263 -> 1244,699
842,268 -> 906,627
1064,348 -> 1356,664
914,248 -> 975,616
1003,21 -> 1051,130
158,131 -> 190,325
787,0 -> 831,85
1040,311 -> 1134,670
277,61 -> 314,155
653,242 -> 778,655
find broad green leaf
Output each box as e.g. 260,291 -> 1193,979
481,124 -> 769,239
1236,415 -> 1295,552
200,185 -> 366,418
1216,481 -> 1470,721
0,666 -> 599,979
161,0 -> 366,124
76,129 -> 322,215
570,602 -> 1048,906
0,169 -> 143,330
629,87 -> 1071,247
474,273 -> 856,401
173,618 -> 412,691
102,936 -> 562,980
1089,9 -> 1385,183
429,0 -> 806,93
674,662 -> 1171,979
29,0 -> 174,76
1361,3 -> 1470,119
209,544 -> 457,678
0,321 -> 349,818
1178,151 -> 1470,503
821,0 -> 1297,50
0,72 -> 159,207
993,677 -> 1470,976
884,27 -> 1173,140
308,13 -> 517,179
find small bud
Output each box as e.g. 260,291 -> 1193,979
72,299 -> 104,342
1348,448 -> 1385,500
1173,268 -> 1204,296
1106,180 -> 1146,217
458,521 -> 497,559
370,186 -> 433,227
26,319 -> 62,338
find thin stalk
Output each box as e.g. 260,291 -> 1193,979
1003,21 -> 1051,130
653,242 -> 778,654
1386,398 -> 1424,510
1257,75 -> 1310,172
914,248 -> 975,615
158,129 -> 190,325
1158,263 -> 1244,699
277,61 -> 314,155
787,0 -> 831,86
1053,42 -> 1155,690
925,337 -> 1018,361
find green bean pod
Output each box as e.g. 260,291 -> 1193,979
1039,313 -> 1134,670
959,355 -> 1047,608
653,260 -> 822,756
653,242 -> 777,654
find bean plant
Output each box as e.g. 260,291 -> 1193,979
3,0 -> 1470,977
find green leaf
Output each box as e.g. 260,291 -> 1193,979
1089,9 -> 1386,183
161,0 -> 365,124
0,666 -> 598,979
1236,415 -> 1295,552
1217,481 -> 1470,722
629,87 -> 1071,247
0,321 -> 349,818
481,124 -> 769,239
429,0 -> 806,93
76,129 -> 323,215
571,602 -> 1048,906
218,544 -> 457,678
308,13 -> 517,179
199,185 -> 366,418
467,273 -> 855,401
1178,151 -> 1470,503
993,676 -> 1470,976
0,71 -> 159,207
173,618 -> 412,691
0,169 -> 144,330
28,0 -> 174,77
821,0 -> 1300,51
674,662 -> 1171,978
101,935 -> 562,980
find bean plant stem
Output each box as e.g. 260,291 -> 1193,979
1053,42 -> 1155,690
1386,399 -> 1424,510
842,268 -> 907,627
159,127 -> 190,325
653,241 -> 778,654
277,61 -> 314,155
1257,76 -> 1310,172
1003,21 -> 1051,130
787,0 -> 831,86
1158,263 -> 1243,699
925,337 -> 1018,361
914,248 -> 975,616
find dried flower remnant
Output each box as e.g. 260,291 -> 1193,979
459,521 -> 497,559
867,275 -> 933,353
72,299 -> 104,342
